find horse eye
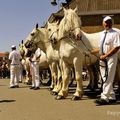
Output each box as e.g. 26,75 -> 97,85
31,33 -> 35,36
48,29 -> 51,31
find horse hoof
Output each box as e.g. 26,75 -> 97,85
51,91 -> 58,96
86,85 -> 98,91
116,88 -> 120,95
86,85 -> 91,89
27,83 -> 32,85
49,87 -> 53,91
71,96 -> 81,101
55,95 -> 65,100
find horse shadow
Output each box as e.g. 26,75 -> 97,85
68,86 -> 120,102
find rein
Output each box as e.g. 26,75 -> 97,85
49,30 -> 58,41
58,31 -> 108,89
80,35 -> 108,90
80,36 -> 108,86
70,27 -> 81,32
28,29 -> 53,46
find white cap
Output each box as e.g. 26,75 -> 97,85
11,45 -> 16,48
103,16 -> 112,22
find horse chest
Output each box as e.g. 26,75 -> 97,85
60,41 -> 76,56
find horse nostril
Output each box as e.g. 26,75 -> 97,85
25,50 -> 32,57
25,42 -> 30,48
54,38 -> 56,41
76,34 -> 81,40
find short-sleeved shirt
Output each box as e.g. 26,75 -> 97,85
99,28 -> 120,56
9,50 -> 22,65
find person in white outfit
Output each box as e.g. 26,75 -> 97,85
29,48 -> 41,90
91,16 -> 120,105
9,45 -> 22,88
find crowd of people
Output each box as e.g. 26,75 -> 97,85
0,62 -> 10,79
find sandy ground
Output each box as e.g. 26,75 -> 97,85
0,78 -> 120,120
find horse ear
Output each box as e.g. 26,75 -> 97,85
74,6 -> 78,13
21,40 -> 23,44
56,21 -> 59,25
36,23 -> 39,29
47,21 -> 50,26
63,7 -> 67,14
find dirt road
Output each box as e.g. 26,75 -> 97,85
0,79 -> 120,120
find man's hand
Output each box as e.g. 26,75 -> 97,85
100,54 -> 107,60
91,48 -> 99,54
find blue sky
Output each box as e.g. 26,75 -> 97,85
0,0 -> 65,52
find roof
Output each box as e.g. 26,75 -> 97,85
48,0 -> 120,23
66,0 -> 120,14
0,52 -> 9,57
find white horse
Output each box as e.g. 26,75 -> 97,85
24,25 -> 62,94
19,42 -> 32,84
48,7 -> 102,100
19,40 -> 50,85
51,7 -> 120,100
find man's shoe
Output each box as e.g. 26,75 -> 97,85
34,87 -> 40,90
15,85 -> 19,88
9,86 -> 15,88
30,86 -> 35,89
95,98 -> 109,105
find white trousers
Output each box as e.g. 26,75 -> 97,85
100,55 -> 117,100
30,62 -> 40,87
10,65 -> 20,87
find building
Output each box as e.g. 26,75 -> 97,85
0,52 -> 9,65
48,0 -> 120,33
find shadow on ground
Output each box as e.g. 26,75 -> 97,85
0,100 -> 16,103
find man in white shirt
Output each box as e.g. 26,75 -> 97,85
29,48 -> 41,90
9,45 -> 22,88
91,16 -> 120,105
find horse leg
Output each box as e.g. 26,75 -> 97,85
53,64 -> 62,95
87,65 -> 99,91
114,61 -> 120,94
24,65 -> 32,85
68,68 -> 75,87
49,65 -> 55,91
51,63 -> 60,95
72,58 -> 83,100
56,61 -> 69,100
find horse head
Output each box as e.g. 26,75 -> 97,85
19,40 -> 25,58
59,7 -> 81,40
24,24 -> 46,57
47,21 -> 59,44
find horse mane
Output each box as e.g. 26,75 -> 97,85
58,17 -> 66,38
67,8 -> 81,27
58,8 -> 81,39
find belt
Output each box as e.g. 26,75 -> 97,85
31,61 -> 38,62
11,64 -> 19,65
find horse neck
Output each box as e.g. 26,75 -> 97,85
58,18 -> 66,40
81,31 -> 100,49
36,30 -> 48,53
36,42 -> 46,54
36,33 -> 57,56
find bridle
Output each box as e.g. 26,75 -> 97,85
48,30 -> 58,44
25,28 -> 52,49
